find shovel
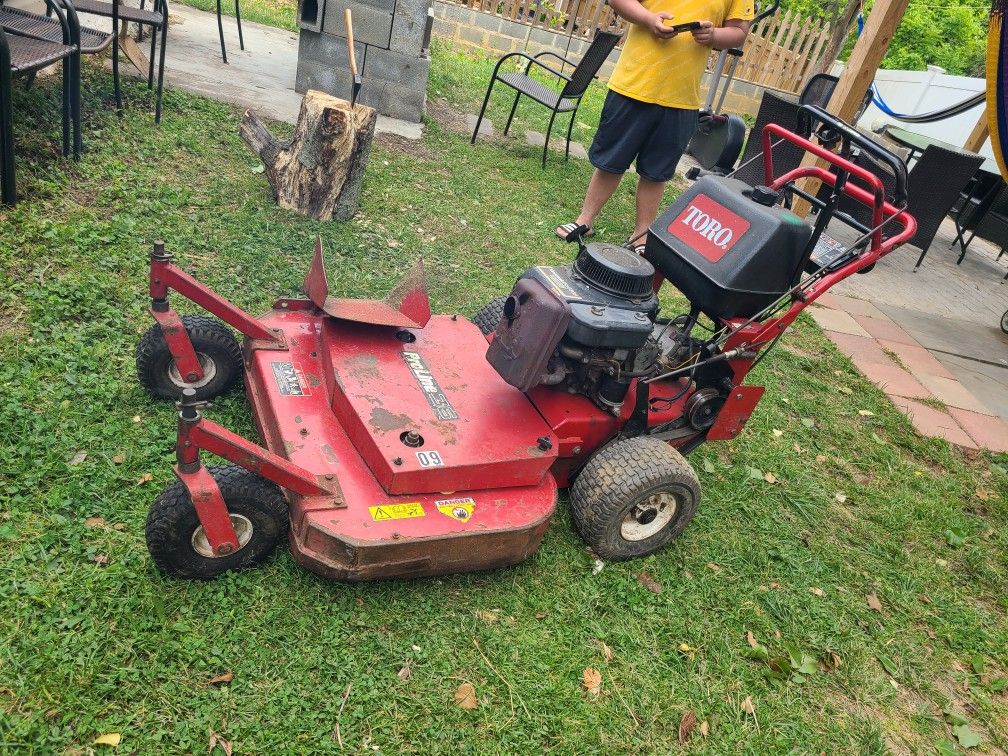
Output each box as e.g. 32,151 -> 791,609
344,8 -> 363,107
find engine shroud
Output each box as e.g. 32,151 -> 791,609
645,176 -> 814,320
487,243 -> 659,394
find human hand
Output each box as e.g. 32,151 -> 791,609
648,12 -> 678,39
691,20 -> 715,45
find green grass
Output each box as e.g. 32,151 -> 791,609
1,51 -> 1007,755
181,0 -> 298,32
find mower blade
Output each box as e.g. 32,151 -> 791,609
304,237 -> 432,329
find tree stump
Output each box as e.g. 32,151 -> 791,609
240,89 -> 377,222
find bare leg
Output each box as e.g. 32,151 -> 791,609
631,175 -> 666,243
556,168 -> 623,236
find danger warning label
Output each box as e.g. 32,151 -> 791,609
435,497 -> 475,522
369,502 -> 426,521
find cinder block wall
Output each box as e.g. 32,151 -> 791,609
431,0 -> 775,119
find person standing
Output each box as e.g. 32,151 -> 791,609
556,0 -> 754,250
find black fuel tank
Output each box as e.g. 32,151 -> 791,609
644,176 -> 814,320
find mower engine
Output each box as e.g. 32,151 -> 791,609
487,175 -> 815,417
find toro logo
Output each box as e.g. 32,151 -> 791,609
669,194 -> 751,263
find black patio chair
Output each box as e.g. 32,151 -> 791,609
1,14 -> 80,205
957,186 -> 1008,279
139,0 -> 241,63
470,29 -> 621,168
0,0 -> 111,156
730,91 -> 803,187
71,0 -> 169,123
826,144 -> 983,269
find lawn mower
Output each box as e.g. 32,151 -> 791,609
136,105 -> 916,581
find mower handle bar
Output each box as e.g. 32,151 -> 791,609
795,104 -> 909,207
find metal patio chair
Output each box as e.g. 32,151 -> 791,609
470,29 -> 621,168
0,0 -> 110,157
71,0 -> 169,123
1,12 -> 80,205
139,0 -> 241,63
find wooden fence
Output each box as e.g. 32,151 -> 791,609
445,0 -> 833,94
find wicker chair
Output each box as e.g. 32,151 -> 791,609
828,145 -> 983,269
471,29 -> 621,168
0,1 -> 110,156
958,186 -> 1008,279
1,12 -> 80,204
730,91 -> 803,187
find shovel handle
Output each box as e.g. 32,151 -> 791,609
344,8 -> 358,78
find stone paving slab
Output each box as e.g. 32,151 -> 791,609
466,114 -> 494,137
808,308 -> 872,338
849,357 -> 933,400
876,339 -> 956,380
948,408 -> 1008,453
891,397 -> 979,449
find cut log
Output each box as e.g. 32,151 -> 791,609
240,89 -> 377,222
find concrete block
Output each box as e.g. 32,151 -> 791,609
357,48 -> 430,121
297,0 -> 326,32
297,30 -> 366,74
390,0 -> 431,56
322,0 -> 392,48
473,13 -> 501,33
458,24 -> 485,46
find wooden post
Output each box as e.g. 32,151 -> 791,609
240,90 -> 377,223
791,0 -> 911,216
964,107 -> 990,153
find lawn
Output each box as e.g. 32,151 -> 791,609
0,40 -> 1007,755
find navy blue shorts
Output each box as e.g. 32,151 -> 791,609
589,90 -> 698,182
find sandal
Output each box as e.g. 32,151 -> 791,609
555,222 -> 594,242
623,238 -> 647,256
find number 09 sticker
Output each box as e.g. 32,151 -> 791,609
416,450 -> 444,467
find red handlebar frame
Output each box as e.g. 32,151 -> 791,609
760,123 -> 917,269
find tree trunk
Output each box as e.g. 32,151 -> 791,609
240,89 -> 377,222
806,0 -> 862,83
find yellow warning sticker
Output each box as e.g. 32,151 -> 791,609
435,497 -> 475,522
369,502 -> 426,521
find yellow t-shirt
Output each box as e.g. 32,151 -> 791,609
608,0 -> 754,109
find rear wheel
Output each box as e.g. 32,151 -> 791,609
145,465 -> 288,579
570,437 -> 700,561
135,315 -> 242,401
472,296 -> 507,337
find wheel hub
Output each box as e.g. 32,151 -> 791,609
168,352 -> 218,389
191,514 -> 254,558
620,493 -> 679,542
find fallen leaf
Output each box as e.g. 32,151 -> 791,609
801,417 -> 816,429
598,641 -> 614,662
858,409 -> 875,417
678,710 -> 697,744
113,523 -> 126,531
935,740 -> 959,756
534,611 -> 547,620
815,454 -> 827,463
945,527 -> 966,548
132,415 -> 141,423
809,587 -> 824,597
387,239 -> 400,248
397,665 -> 411,680
706,562 -> 721,571
84,517 -> 106,528
835,492 -> 847,503
112,453 -> 125,464
68,450 -> 87,466
475,609 -> 500,624
208,672 -> 233,685
917,594 -> 931,604
637,571 -> 662,594
208,728 -> 232,756
702,458 -> 716,474
453,682 -> 478,710
793,442 -> 803,453
953,723 -> 981,748
699,720 -> 710,737
877,654 -> 898,678
94,554 -> 108,566
740,696 -> 756,715
582,667 -> 602,697
764,472 -> 778,484
93,733 -> 122,747
971,654 -> 985,676
592,559 -> 605,575
136,473 -> 153,485
411,644 -> 421,652
974,488 -> 991,501
838,386 -> 853,395
748,466 -> 764,480
820,651 -> 842,671
746,630 -> 758,648
866,592 -> 883,612
772,429 -> 783,438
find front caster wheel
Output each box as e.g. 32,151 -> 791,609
570,437 -> 700,561
145,465 -> 288,579
135,315 -> 243,400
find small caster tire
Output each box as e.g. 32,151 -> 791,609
570,437 -> 700,561
1001,309 -> 1008,335
145,465 -> 288,579
472,296 -> 507,337
135,315 -> 242,400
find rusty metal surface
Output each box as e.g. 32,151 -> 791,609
303,237 -> 432,329
173,464 -> 241,555
150,306 -> 204,382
